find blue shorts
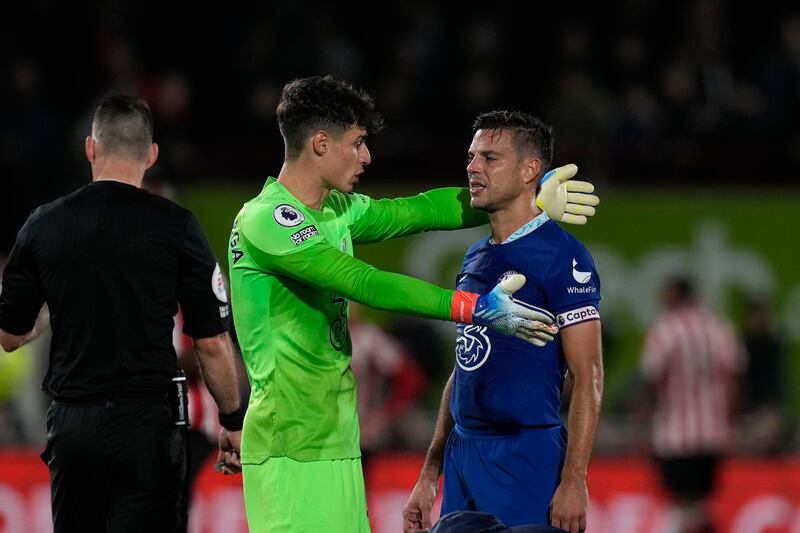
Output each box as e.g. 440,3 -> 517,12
442,424 -> 566,527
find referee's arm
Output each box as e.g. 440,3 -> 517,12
193,331 -> 243,473
193,332 -> 241,415
178,213 -> 244,470
0,318 -> 46,352
0,219 -> 48,352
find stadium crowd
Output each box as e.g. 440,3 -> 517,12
3,0 -> 800,248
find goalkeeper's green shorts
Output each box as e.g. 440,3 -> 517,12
243,456 -> 370,533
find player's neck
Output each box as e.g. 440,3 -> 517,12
489,201 -> 541,244
91,158 -> 145,188
277,161 -> 331,210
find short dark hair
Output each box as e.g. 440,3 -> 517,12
276,75 -> 384,159
472,110 -> 554,172
92,95 -> 154,160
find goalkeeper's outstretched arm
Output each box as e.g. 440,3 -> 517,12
350,164 -> 600,245
350,187 -> 487,244
243,234 -> 556,346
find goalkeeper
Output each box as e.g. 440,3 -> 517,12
226,75 -> 599,533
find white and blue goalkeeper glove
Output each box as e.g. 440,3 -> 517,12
451,274 -> 558,346
536,164 -> 599,225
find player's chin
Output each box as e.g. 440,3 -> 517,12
344,176 -> 360,191
469,197 -> 486,210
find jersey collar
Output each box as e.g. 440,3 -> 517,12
261,176 -> 328,215
489,212 -> 550,245
262,176 -> 277,192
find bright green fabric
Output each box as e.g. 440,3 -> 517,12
349,186 -> 487,243
242,457 -> 370,533
228,177 -> 484,462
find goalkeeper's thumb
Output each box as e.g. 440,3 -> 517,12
498,273 -> 525,295
489,273 -> 555,326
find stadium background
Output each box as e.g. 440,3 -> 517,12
1,1 -> 799,531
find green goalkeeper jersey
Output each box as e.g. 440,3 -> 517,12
228,177 -> 485,462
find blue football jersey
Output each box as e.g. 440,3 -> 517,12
451,214 -> 601,432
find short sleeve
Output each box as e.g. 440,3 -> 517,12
544,243 -> 601,329
0,214 -> 46,335
177,214 -> 228,339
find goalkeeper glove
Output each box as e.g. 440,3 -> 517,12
451,274 -> 557,346
535,164 -> 600,225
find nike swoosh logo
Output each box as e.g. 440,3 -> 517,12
572,259 -> 591,284
458,273 -> 469,285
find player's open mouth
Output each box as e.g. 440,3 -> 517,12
469,183 -> 486,194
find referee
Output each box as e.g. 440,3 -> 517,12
0,95 -> 243,532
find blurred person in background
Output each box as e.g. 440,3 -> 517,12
403,111 -> 603,533
226,75 -> 596,533
638,276 -> 743,533
349,302 -> 428,461
0,95 -> 244,532
738,295 -> 790,455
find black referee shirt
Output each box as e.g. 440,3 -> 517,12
0,180 -> 229,400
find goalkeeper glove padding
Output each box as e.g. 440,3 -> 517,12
536,164 -> 600,225
451,274 -> 558,346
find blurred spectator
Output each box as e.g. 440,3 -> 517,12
3,0 -> 800,240
140,70 -> 203,179
548,67 -> 612,175
637,276 -> 743,533
349,303 -> 428,458
760,14 -> 800,165
738,295 -> 791,455
1,56 -> 60,251
456,15 -> 503,114
610,82 -> 661,177
657,60 -> 704,172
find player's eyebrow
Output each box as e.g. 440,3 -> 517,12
468,149 -> 502,158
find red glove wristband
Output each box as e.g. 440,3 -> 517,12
451,290 -> 479,323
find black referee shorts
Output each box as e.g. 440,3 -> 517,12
41,396 -> 188,533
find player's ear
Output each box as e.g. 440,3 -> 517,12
145,143 -> 159,170
311,131 -> 329,156
85,136 -> 95,164
523,157 -> 542,186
